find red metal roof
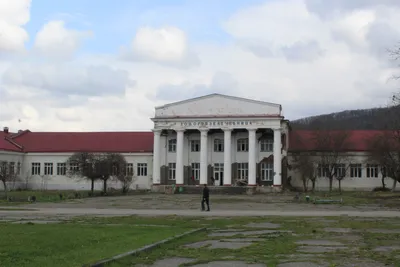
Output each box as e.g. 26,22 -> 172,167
0,131 -> 23,152
0,128 -> 393,154
3,131 -> 154,153
288,130 -> 393,152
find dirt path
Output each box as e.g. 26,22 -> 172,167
1,207 -> 400,218
16,194 -> 399,211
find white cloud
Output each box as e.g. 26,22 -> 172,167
55,109 -> 81,122
2,63 -> 135,97
34,20 -> 92,60
120,26 -> 200,68
0,0 -> 31,53
1,0 -> 400,132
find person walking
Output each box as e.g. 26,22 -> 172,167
201,184 -> 210,211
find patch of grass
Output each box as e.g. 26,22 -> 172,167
1,190 -> 96,202
0,222 -> 188,267
307,191 -> 400,206
0,207 -> 37,211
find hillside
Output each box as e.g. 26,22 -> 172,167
291,105 -> 400,130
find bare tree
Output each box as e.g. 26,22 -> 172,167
389,43 -> 400,79
0,161 -> 20,199
67,152 -> 129,195
116,172 -> 135,194
98,153 -> 128,193
67,152 -> 102,195
367,131 -> 400,191
290,152 -> 317,192
312,130 -> 351,192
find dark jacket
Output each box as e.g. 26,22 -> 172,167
202,187 -> 209,199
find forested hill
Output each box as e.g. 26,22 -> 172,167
291,105 -> 400,130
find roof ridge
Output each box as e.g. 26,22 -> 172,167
9,130 -> 31,139
4,136 -> 24,151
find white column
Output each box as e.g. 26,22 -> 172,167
152,129 -> 162,184
223,128 -> 232,185
273,128 -> 282,186
200,129 -> 208,185
175,129 -> 185,185
248,128 -> 257,186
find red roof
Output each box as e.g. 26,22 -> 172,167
2,130 -> 154,153
289,130 -> 394,152
0,131 -> 23,152
0,128 -> 393,154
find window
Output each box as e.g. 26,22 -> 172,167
57,163 -> 66,175
137,163 -> 147,176
237,163 -> 249,180
260,139 -> 273,152
9,162 -> 15,174
366,164 -> 379,178
214,139 -> 224,152
237,138 -> 249,152
168,139 -> 176,152
0,161 -> 7,174
44,163 -> 53,175
126,163 -> 134,176
191,163 -> 200,180
168,163 -> 176,180
32,162 -> 41,175
69,162 -> 79,172
350,164 -> 362,178
111,164 -> 119,176
191,140 -> 200,152
334,164 -> 346,178
260,162 -> 273,181
17,162 -> 21,175
317,164 -> 329,177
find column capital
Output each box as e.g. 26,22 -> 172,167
174,128 -> 186,132
246,128 -> 257,132
199,128 -> 209,132
152,129 -> 162,133
272,127 -> 282,132
222,127 -> 232,132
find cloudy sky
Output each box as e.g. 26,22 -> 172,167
0,0 -> 399,132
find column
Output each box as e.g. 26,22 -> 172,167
175,129 -> 185,185
152,129 -> 162,184
248,128 -> 257,186
223,128 -> 232,185
200,129 -> 208,185
273,128 -> 282,186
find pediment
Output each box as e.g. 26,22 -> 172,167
154,94 -> 281,118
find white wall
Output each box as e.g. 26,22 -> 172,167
288,152 -> 398,191
0,152 -> 153,191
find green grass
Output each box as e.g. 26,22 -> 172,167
0,222 -> 190,267
297,190 -> 400,206
1,215 -> 399,267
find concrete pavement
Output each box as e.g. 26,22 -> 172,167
1,207 -> 400,218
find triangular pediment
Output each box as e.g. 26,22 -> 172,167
154,94 -> 281,118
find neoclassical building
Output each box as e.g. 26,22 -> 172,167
0,93 -> 396,191
151,94 -> 289,187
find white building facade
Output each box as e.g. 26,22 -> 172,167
151,94 -> 289,187
0,94 -> 397,191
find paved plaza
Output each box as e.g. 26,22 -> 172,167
1,193 -> 400,266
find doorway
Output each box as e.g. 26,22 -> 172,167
213,163 -> 224,186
